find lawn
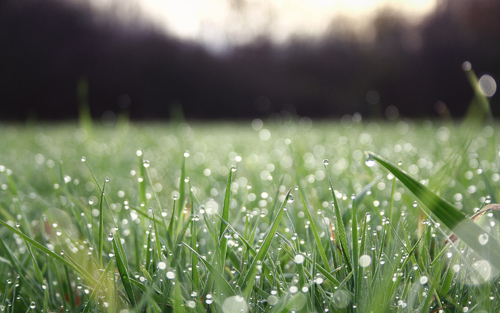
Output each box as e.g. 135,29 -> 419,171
0,116 -> 499,312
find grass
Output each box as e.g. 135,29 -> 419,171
0,115 -> 499,312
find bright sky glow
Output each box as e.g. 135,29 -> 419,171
90,0 -> 438,50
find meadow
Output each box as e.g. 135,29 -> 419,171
0,110 -> 499,313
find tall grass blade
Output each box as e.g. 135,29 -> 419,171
219,169 -> 233,269
325,167 -> 352,273
241,188 -> 292,299
112,233 -> 136,306
77,77 -> 93,138
98,178 -> 108,268
298,188 -> 330,272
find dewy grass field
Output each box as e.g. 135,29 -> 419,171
0,70 -> 499,313
1,117 -> 499,313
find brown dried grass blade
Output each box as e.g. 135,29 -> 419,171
329,219 -> 342,253
446,203 -> 500,244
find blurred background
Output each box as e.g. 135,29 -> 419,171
0,0 -> 499,121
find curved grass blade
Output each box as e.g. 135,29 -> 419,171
0,219 -> 96,284
368,152 -> 500,271
113,233 -> 136,306
241,188 -> 292,299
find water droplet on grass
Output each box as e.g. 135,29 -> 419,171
158,262 -> 167,270
365,155 -> 375,167
479,233 -> 489,245
359,255 -> 372,268
267,295 -> 278,305
323,159 -> 329,165
419,276 -> 428,285
81,156 -> 86,162
222,296 -> 248,313
166,271 -> 175,279
30,302 -> 36,309
184,150 -> 190,157
294,254 -> 305,264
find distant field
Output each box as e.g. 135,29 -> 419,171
0,119 -> 499,312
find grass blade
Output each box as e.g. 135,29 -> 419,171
325,166 -> 352,273
219,168 -> 233,270
182,242 -> 235,298
298,188 -> 331,272
113,233 -> 136,306
241,188 -> 292,299
0,219 -> 97,284
98,178 -> 108,268
368,152 -> 500,271
82,261 -> 113,313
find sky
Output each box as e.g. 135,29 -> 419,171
89,0 -> 438,50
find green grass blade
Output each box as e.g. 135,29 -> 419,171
241,188 -> 292,299
298,188 -> 331,272
98,178 -> 108,268
25,243 -> 44,285
139,152 -> 147,206
368,152 -> 500,271
113,233 -> 136,306
82,261 -> 113,313
219,168 -> 233,269
182,242 -> 235,298
325,167 -> 352,273
177,155 -> 187,223
0,219 -> 96,284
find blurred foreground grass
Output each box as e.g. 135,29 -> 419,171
0,118 -> 499,312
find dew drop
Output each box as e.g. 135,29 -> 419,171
158,262 -> 167,270
30,302 -> 36,309
479,233 -> 489,245
365,154 -> 375,167
359,255 -> 372,268
166,271 -> 175,280
294,254 -> 305,264
143,160 -> 150,168
184,150 -> 190,158
314,277 -> 324,284
287,195 -> 294,203
81,156 -> 86,162
323,159 -> 329,165
419,276 -> 428,285
267,295 -> 279,305
231,165 -> 237,172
